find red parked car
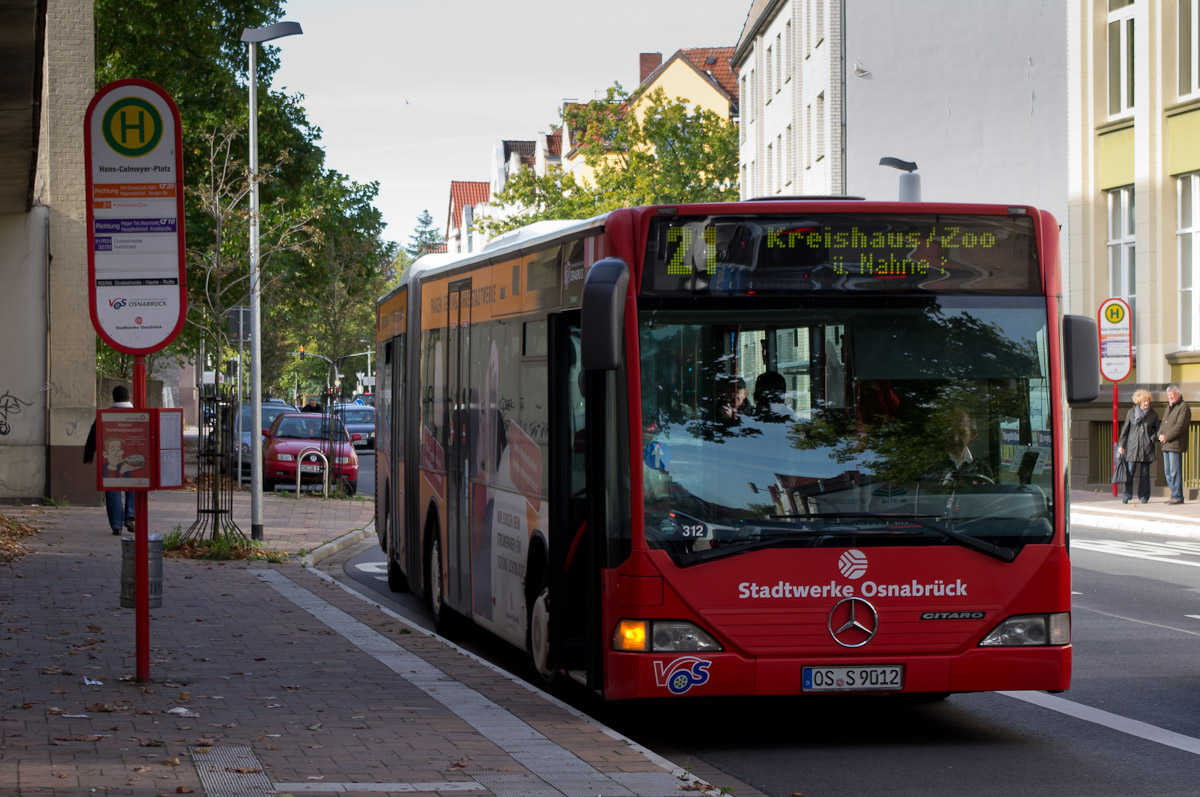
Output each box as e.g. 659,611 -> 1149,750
262,412 -> 359,495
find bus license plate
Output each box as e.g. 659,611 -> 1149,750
300,464 -> 322,473
802,665 -> 903,692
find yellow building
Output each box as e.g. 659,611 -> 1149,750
560,49 -> 739,187
1069,0 -> 1200,491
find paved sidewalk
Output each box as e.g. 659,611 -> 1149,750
1071,488 -> 1200,539
0,490 -> 712,797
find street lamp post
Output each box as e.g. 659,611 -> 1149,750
242,21 -> 302,541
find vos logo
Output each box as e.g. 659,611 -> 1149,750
653,656 -> 711,695
109,298 -> 127,310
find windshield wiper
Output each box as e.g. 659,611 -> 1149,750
771,513 -> 1017,562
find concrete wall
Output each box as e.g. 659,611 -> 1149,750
0,209 -> 50,497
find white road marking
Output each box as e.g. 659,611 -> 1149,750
354,561 -> 388,574
1002,691 -> 1200,756
1071,538 -> 1200,567
1186,615 -> 1200,621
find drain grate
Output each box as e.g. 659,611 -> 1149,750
192,745 -> 275,797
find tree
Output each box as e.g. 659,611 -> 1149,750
405,210 -> 445,260
282,173 -> 396,401
96,0 -> 325,379
481,83 -> 739,236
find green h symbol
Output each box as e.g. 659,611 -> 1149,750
119,108 -> 146,144
102,96 -> 163,157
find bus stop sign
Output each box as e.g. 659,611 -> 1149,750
1097,297 -> 1132,383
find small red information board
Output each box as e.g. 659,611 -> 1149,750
95,408 -> 186,491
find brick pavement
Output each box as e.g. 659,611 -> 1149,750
0,489 -> 713,797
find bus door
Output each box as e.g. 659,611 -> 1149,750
446,279 -> 473,611
548,311 -> 601,681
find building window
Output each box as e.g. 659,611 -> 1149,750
1108,0 -> 1135,117
776,134 -> 783,193
740,75 -> 748,140
767,142 -> 774,194
805,103 -> 813,169
1108,186 -> 1136,319
785,124 -> 793,186
766,46 -> 773,97
806,0 -> 813,58
776,34 -> 782,91
785,21 -> 793,81
1182,0 -> 1199,98
816,92 -> 825,161
1181,173 -> 1200,348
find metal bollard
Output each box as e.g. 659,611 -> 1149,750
120,533 -> 163,609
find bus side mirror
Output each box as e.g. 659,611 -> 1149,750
581,257 -> 630,371
1063,314 -> 1099,403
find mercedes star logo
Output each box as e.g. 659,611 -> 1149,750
828,597 -> 880,648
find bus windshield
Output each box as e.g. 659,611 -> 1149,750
639,296 -> 1054,563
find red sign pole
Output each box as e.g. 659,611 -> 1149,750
134,355 -> 150,682
1113,383 -> 1119,498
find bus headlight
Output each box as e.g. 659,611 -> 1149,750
979,613 -> 1070,647
612,620 -> 722,652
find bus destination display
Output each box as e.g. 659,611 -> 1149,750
644,213 -> 1040,295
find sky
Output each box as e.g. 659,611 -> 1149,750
272,0 -> 752,248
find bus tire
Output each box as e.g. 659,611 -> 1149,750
384,499 -> 409,593
529,584 -> 553,683
427,533 -> 453,634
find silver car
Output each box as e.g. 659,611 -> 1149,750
330,404 -> 375,449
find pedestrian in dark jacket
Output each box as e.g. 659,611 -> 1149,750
1118,389 -> 1160,504
1158,385 -> 1191,504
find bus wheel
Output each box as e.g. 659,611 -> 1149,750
529,585 -> 553,683
427,535 -> 451,633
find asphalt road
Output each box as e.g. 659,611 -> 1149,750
325,525 -> 1200,797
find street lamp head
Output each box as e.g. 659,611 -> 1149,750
879,157 -> 918,173
241,21 -> 303,44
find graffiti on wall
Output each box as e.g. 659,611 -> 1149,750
0,390 -> 34,436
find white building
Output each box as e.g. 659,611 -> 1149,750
734,0 -> 1068,227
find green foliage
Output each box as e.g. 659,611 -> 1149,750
405,210 -> 446,261
95,0 -> 395,401
481,83 -> 739,236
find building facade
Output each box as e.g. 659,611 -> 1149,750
0,0 -> 97,504
735,0 -> 1068,213
1068,0 -> 1200,490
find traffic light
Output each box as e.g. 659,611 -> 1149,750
299,345 -> 305,359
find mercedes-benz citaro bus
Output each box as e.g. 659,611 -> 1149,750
374,199 -> 1099,700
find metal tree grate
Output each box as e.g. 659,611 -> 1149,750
186,385 -> 245,541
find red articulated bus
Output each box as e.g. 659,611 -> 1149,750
375,200 -> 1099,700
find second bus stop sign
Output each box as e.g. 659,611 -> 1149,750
1097,297 -> 1132,383
84,79 -> 187,355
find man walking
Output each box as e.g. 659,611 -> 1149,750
1158,385 -> 1191,505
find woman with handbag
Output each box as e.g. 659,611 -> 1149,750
1117,389 -> 1161,504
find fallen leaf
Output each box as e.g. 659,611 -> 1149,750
226,766 -> 262,774
132,765 -> 152,773
178,691 -> 190,701
87,625 -> 102,632
305,722 -> 322,731
163,756 -> 181,766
